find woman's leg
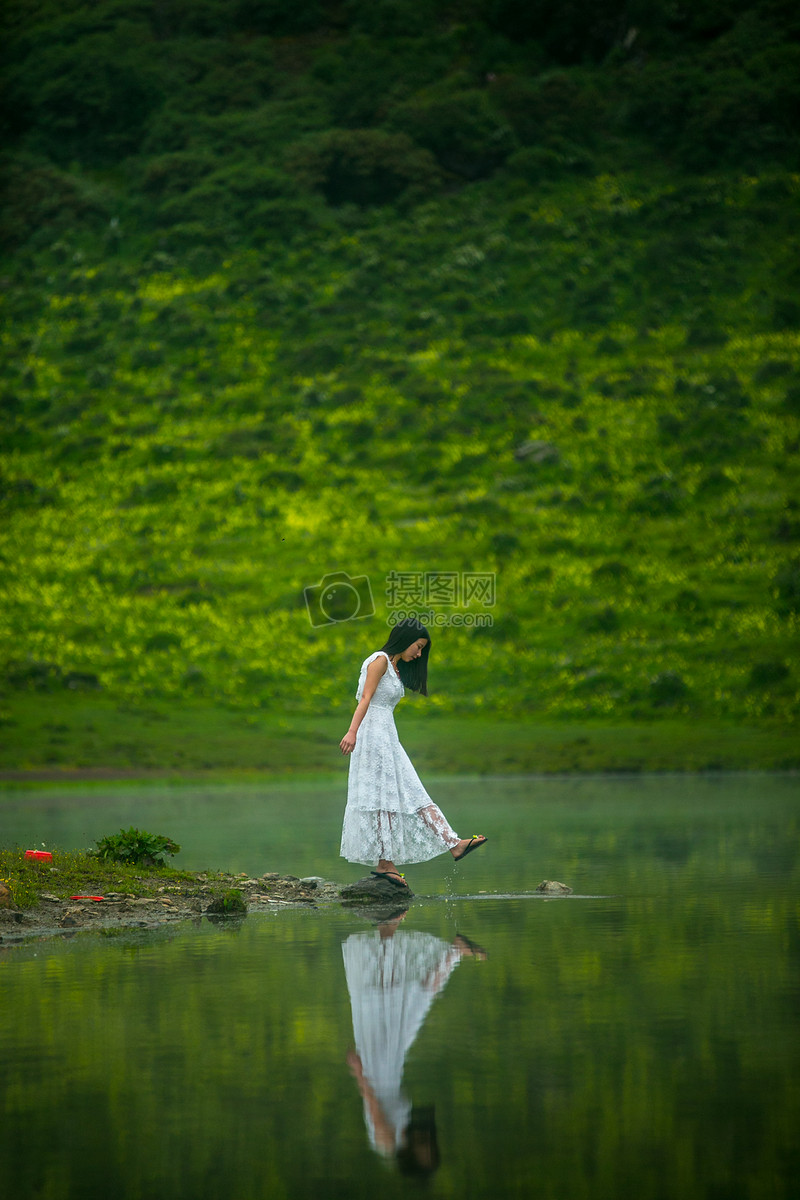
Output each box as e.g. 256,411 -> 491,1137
417,803 -> 460,849
418,804 -> 488,860
375,803 -> 459,876
375,812 -> 407,884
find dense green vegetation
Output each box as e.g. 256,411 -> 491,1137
1,1 -> 799,770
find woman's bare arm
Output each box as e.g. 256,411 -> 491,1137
346,1049 -> 396,1154
340,655 -> 388,754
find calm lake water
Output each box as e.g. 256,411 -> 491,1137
1,774 -> 798,1199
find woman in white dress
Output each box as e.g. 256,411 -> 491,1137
343,917 -> 486,1172
339,618 -> 487,890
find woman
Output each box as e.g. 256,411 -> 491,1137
343,914 -> 486,1171
339,618 -> 487,889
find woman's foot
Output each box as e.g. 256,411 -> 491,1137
377,913 -> 407,938
373,860 -> 410,889
450,835 -> 488,862
453,933 -> 488,960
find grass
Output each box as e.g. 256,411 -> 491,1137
2,170 -> 798,743
0,846 -> 205,911
0,693 -> 797,779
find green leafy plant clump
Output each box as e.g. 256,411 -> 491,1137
206,888 -> 247,915
92,828 -> 181,867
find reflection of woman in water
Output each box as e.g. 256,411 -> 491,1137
339,618 -> 487,891
343,916 -> 486,1174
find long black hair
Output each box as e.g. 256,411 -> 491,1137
396,1106 -> 439,1177
380,617 -> 431,696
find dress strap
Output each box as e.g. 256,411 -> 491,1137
376,650 -> 401,680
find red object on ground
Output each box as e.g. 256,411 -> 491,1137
25,850 -> 53,862
70,895 -> 105,902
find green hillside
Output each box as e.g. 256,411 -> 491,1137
1,1 -> 799,772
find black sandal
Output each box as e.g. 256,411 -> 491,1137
371,870 -> 410,890
453,835 -> 488,862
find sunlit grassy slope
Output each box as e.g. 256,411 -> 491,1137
1,165 -> 799,770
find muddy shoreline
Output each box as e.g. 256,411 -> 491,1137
0,872 -> 347,945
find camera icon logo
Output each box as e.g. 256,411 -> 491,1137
304,572 -> 375,627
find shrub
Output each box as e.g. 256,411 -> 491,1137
506,143 -> 594,183
121,478 -> 180,505
286,128 -> 441,206
144,631 -> 183,652
747,661 -> 790,690
463,311 -> 531,337
343,0 -> 439,38
695,468 -> 736,498
64,671 -> 101,691
2,659 -> 98,696
773,558 -> 800,616
685,317 -> 729,348
582,605 -> 621,632
785,385 -> 800,415
753,359 -> 792,385
156,162 -> 300,230
659,376 -> 752,462
775,507 -> 800,543
573,669 -> 621,694
182,666 -> 207,691
235,0 -> 324,36
629,474 -> 684,516
649,671 -> 691,707
0,474 -> 58,510
591,560 -> 632,583
0,158 -> 111,250
492,70 -> 604,146
156,40 -> 275,116
141,152 -> 220,198
3,659 -> 64,691
385,88 -> 517,180
93,828 -> 181,867
9,30 -> 163,164
311,27 -> 450,125
623,42 -> 792,171
485,0 -> 628,64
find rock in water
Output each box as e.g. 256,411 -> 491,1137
535,880 -> 573,895
340,875 -> 415,904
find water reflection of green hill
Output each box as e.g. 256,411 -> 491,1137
0,2 -> 798,771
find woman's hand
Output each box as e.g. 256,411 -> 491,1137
346,1048 -> 363,1078
340,731 -> 357,754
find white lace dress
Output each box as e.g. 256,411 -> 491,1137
342,929 -> 466,1155
340,651 -> 460,867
